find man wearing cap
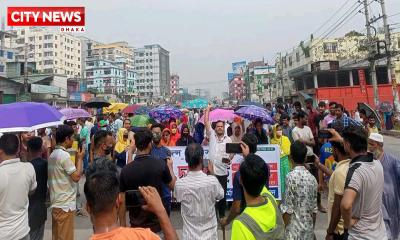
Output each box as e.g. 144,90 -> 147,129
368,133 -> 400,240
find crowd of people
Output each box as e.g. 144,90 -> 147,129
0,100 -> 399,240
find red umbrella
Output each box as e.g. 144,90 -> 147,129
122,104 -> 140,114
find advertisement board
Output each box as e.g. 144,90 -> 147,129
232,61 -> 247,75
168,144 -> 281,200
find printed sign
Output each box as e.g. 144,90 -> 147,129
168,144 -> 281,200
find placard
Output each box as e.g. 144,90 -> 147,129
168,144 -> 281,200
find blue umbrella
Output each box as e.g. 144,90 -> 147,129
235,105 -> 274,124
0,102 -> 64,133
238,100 -> 264,108
149,105 -> 183,122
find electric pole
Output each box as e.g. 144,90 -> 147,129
363,0 -> 379,106
24,42 -> 29,93
380,0 -> 399,112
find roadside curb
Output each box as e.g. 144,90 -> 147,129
381,130 -> 400,138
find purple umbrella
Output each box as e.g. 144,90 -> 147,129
149,105 -> 183,122
60,108 -> 91,120
0,102 -> 64,133
235,105 -> 274,124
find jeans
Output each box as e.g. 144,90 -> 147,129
216,175 -> 228,218
29,224 -> 45,240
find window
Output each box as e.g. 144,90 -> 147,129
44,60 -> 53,65
39,61 -> 42,65
55,52 -> 57,57
38,53 -> 42,57
29,37 -> 35,42
55,36 -> 57,40
78,42 -> 80,46
21,30 -> 25,35
44,51 -> 53,57
104,70 -> 111,75
0,65 -> 4,72
296,52 -> 300,62
78,50 -> 80,54
55,61 -> 57,64
78,57 -> 80,61
39,36 -> 42,40
44,34 -> 53,40
55,44 -> 57,48
289,56 -> 292,66
44,43 -> 53,48
323,42 -> 338,53
78,65 -> 80,68
7,52 -> 13,59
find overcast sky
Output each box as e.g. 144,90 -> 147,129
2,0 -> 400,96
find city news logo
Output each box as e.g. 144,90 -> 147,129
7,7 -> 85,32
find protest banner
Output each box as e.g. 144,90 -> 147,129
168,144 -> 281,200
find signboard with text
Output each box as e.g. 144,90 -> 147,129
168,144 -> 281,200
358,69 -> 367,95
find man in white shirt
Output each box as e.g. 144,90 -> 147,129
204,105 -> 233,218
175,143 -> 224,240
292,112 -> 315,157
0,134 -> 37,240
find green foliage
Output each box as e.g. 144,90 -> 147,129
345,30 -> 365,37
300,41 -> 310,58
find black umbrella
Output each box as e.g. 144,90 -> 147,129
85,97 -> 111,109
358,102 -> 381,125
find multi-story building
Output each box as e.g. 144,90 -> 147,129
78,36 -> 102,78
229,76 -> 246,100
85,58 -> 135,101
170,74 -> 179,102
91,41 -> 134,69
8,27 -> 82,78
134,44 -> 170,103
275,32 -> 400,111
0,29 -> 16,78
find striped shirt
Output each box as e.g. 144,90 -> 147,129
48,146 -> 77,212
174,170 -> 224,240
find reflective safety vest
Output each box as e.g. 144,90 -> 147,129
236,193 -> 285,240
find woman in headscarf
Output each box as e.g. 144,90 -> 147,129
193,122 -> 205,144
176,124 -> 195,146
169,122 -> 181,146
230,122 -> 243,143
161,128 -> 175,146
114,128 -> 130,154
270,124 -> 291,195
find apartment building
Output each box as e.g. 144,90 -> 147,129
8,27 -> 82,78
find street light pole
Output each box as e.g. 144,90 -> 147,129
380,0 -> 399,112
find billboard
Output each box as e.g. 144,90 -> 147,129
232,61 -> 247,74
254,66 -> 276,75
227,72 -> 234,81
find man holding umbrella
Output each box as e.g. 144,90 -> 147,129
204,105 -> 233,219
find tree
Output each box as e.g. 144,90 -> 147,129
345,30 -> 365,37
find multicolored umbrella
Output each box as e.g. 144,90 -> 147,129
122,104 -> 141,114
235,105 -> 274,124
0,102 -> 64,133
149,105 -> 183,122
103,103 -> 128,114
60,108 -> 91,120
134,106 -> 150,115
130,115 -> 151,127
182,98 -> 208,109
199,108 -> 238,123
85,97 -> 111,108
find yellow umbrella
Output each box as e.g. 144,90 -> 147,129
103,103 -> 128,114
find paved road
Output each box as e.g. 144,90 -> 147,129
42,135 -> 400,240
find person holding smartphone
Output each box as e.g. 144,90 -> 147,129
204,105 -> 233,219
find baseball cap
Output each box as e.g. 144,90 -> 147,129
368,133 -> 383,143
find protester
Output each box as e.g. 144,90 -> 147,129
48,124 -> 85,240
150,124 -> 173,216
305,98 -> 319,139
367,115 -> 379,134
367,133 -> 400,240
333,126 -> 387,239
271,124 -> 291,195
220,133 -> 260,227
174,143 -> 224,240
331,104 -> 363,131
78,118 -> 91,172
85,165 -> 177,240
293,101 -> 303,114
193,122 -> 205,144
176,124 -> 195,146
114,128 -> 130,154
230,122 -> 244,143
291,112 -> 315,157
204,105 -> 233,218
20,131 -> 34,162
315,140 -> 350,240
231,154 -> 284,240
92,130 -> 114,163
27,137 -> 48,240
161,128 -> 175,146
280,114 -> 292,140
281,141 -> 318,239
0,134 -> 37,240
253,118 -> 268,144
318,139 -> 336,192
323,102 -> 337,128
119,129 -> 176,236
64,121 -> 80,166
114,113 -> 124,131
38,128 -> 52,160
169,122 -> 181,145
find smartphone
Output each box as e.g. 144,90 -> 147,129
226,143 -> 242,154
318,130 -> 333,139
125,190 -> 145,208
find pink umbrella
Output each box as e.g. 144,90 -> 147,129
199,109 -> 238,123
